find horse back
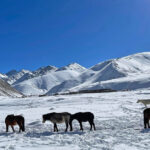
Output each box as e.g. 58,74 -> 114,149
5,115 -> 17,125
72,112 -> 94,122
46,112 -> 71,123
14,115 -> 24,123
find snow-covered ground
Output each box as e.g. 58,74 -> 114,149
0,90 -> 150,149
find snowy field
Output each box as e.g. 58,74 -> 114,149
0,90 -> 150,150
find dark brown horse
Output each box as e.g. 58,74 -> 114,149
5,115 -> 25,132
143,108 -> 150,129
70,112 -> 96,131
42,112 -> 71,132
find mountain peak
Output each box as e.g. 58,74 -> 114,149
57,63 -> 86,72
6,70 -> 18,76
20,69 -> 31,73
33,65 -> 57,75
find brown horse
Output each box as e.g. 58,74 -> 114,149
5,115 -> 25,132
143,108 -> 150,129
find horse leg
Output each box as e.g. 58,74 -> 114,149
18,123 -> 22,132
93,122 -> 96,130
21,123 -> 24,132
19,125 -> 21,133
144,118 -> 148,129
69,120 -> 73,131
55,124 -> 58,132
65,121 -> 68,132
11,125 -> 15,132
6,124 -> 9,132
54,123 -> 56,132
89,121 -> 92,131
79,121 -> 83,131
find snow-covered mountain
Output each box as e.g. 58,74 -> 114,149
1,52 -> 150,96
67,52 -> 150,93
33,65 -> 58,76
46,52 -> 150,95
5,69 -> 32,84
13,70 -> 81,95
1,63 -> 86,95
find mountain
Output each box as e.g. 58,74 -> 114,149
11,63 -> 85,95
46,52 -> 150,95
2,52 -> 150,96
0,79 -> 23,97
67,52 -> 150,92
5,69 -> 32,84
33,65 -> 57,76
90,52 -> 150,74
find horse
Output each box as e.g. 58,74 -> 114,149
137,99 -> 150,108
70,112 -> 96,131
5,115 -> 25,132
143,108 -> 150,129
42,112 -> 71,132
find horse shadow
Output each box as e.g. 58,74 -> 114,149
0,132 -> 14,137
141,128 -> 150,133
25,130 -> 85,138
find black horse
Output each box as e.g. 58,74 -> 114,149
5,115 -> 25,132
143,108 -> 150,128
42,112 -> 71,132
70,112 -> 96,131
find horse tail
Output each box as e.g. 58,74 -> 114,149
22,117 -> 25,132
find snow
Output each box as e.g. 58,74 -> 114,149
0,90 -> 150,149
0,73 -> 7,79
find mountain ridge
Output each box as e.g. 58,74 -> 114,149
1,52 -> 150,96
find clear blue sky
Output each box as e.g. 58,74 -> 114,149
0,0 -> 150,73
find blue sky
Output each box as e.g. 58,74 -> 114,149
0,0 -> 150,73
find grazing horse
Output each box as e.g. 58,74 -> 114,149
137,99 -> 150,108
42,112 -> 71,132
5,115 -> 25,132
70,112 -> 96,131
143,108 -> 150,129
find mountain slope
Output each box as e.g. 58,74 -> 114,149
0,79 -> 23,97
5,69 -> 32,84
69,52 -> 150,92
91,52 -> 150,74
13,69 -> 82,95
